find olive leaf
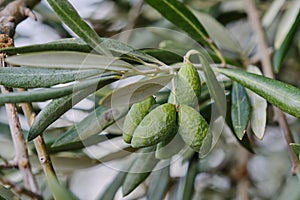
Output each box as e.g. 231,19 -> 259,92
122,147 -> 159,196
193,11 -> 242,54
198,53 -> 226,155
47,173 -> 78,200
100,74 -> 174,107
3,38 -> 159,64
216,67 -> 300,118
2,38 -> 91,54
231,82 -> 251,140
245,66 -> 267,139
97,161 -> 133,200
28,76 -> 118,141
147,160 -> 171,200
175,157 -> 198,200
0,185 -> 18,200
0,67 -> 102,88
52,107 -> 127,147
144,0 -> 210,46
155,133 -> 184,160
47,0 -> 111,55
5,51 -> 133,71
273,0 -> 300,72
48,134 -> 119,154
0,74 -> 120,104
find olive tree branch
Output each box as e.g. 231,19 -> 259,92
0,0 -> 45,197
0,0 -> 59,198
0,0 -> 40,37
244,0 -> 299,175
0,58 -> 39,194
0,177 -> 43,200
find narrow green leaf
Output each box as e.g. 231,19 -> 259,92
274,0 -> 300,49
122,147 -> 159,196
273,0 -> 300,72
144,0 -> 210,46
176,157 -> 198,200
5,51 -> 133,71
2,38 -> 91,54
199,53 -> 226,155
52,107 -> 127,147
142,48 -> 182,65
0,185 -> 18,200
97,161 -> 132,200
101,38 -> 160,64
233,127 -> 255,154
231,82 -> 251,140
147,161 -> 171,200
100,74 -> 174,107
0,67 -> 102,88
245,66 -> 267,139
28,76 -> 118,141
155,133 -> 185,160
159,40 -> 191,56
216,67 -> 300,118
262,0 -> 286,27
0,74 -> 120,104
3,38 -> 159,64
47,173 -> 78,200
48,134 -> 119,153
46,0 -> 110,55
193,11 -> 242,53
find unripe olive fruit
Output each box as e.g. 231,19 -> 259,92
131,103 -> 177,148
122,96 -> 156,143
168,62 -> 201,107
177,104 -> 209,152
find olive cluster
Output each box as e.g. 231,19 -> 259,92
122,62 -> 211,159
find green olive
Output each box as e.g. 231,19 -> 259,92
168,62 -> 201,108
131,103 -> 177,148
122,96 -> 156,143
177,104 -> 209,152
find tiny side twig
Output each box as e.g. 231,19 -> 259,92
244,0 -> 299,174
0,159 -> 18,169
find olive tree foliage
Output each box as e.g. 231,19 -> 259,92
0,0 -> 300,199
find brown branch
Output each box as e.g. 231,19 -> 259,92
0,178 -> 43,200
236,149 -> 250,200
0,0 -> 41,196
0,54 -> 39,194
0,0 -> 40,37
118,0 -> 144,43
244,0 -> 300,174
19,98 -> 57,181
0,159 -> 18,169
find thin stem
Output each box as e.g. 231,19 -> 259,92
0,161 -> 18,169
19,96 -> 57,181
118,0 -> 144,43
244,0 -> 299,174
